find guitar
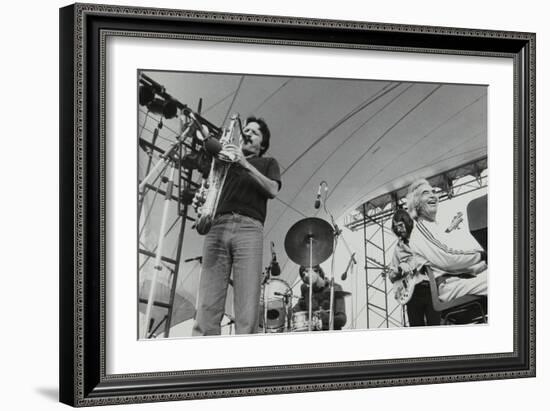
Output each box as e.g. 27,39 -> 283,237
445,211 -> 464,233
385,266 -> 424,306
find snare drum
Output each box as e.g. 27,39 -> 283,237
259,278 -> 292,332
291,311 -> 322,332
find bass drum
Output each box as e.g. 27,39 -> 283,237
259,278 -> 292,333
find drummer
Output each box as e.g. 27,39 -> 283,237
294,265 -> 347,330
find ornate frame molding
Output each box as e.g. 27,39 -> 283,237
60,3 -> 535,407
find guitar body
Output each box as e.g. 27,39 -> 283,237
392,273 -> 422,305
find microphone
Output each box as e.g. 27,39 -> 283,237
341,253 -> 357,281
270,241 -> 281,276
188,112 -> 210,141
341,270 -> 348,281
271,262 -> 281,277
204,137 -> 222,156
314,184 -> 322,209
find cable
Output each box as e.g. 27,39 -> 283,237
354,93 -> 486,197
221,76 -> 245,126
139,108 -> 183,143
299,83 -> 411,197
273,197 -> 308,218
325,84 -> 443,204
280,82 -> 402,176
251,78 -> 292,113
139,124 -> 177,146
139,109 -> 150,139
262,82 -> 405,241
202,90 -> 237,115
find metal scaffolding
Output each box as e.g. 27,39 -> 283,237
137,100 -> 222,339
137,121 -> 200,338
362,204 -> 405,328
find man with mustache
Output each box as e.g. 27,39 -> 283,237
192,116 -> 281,336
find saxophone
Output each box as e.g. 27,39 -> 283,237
194,115 -> 242,235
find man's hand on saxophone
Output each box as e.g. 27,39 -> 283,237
219,143 -> 245,165
192,184 -> 207,215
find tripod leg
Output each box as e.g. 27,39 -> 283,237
309,237 -> 313,332
142,164 -> 176,338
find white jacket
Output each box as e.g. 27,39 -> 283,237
409,218 -> 481,278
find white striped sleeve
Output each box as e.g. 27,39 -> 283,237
410,220 -> 481,272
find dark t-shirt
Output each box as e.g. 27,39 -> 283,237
215,156 -> 281,224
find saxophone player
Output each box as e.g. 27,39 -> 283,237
192,117 -> 282,335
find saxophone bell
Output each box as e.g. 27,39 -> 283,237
195,214 -> 213,235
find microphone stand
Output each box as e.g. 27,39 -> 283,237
328,225 -> 340,331
308,235 -> 314,332
261,267 -> 271,333
340,252 -> 357,328
284,292 -> 292,331
321,187 -> 342,331
274,291 -> 295,331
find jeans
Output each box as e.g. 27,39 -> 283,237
406,282 -> 441,326
192,213 -> 264,335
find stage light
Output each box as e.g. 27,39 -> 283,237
146,97 -> 179,119
162,99 -> 178,119
139,84 -> 155,106
180,188 -> 196,205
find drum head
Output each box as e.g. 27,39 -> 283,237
259,278 -> 292,332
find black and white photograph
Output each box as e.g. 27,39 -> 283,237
137,71 -> 488,339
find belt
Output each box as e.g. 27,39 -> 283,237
216,211 -> 261,224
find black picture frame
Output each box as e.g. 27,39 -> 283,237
59,3 -> 535,407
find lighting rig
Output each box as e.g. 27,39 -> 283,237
137,73 -> 221,338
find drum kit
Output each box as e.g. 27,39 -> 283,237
259,217 -> 352,333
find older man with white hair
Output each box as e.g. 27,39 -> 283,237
406,179 -> 487,302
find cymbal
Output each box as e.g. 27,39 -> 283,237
284,217 -> 334,267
